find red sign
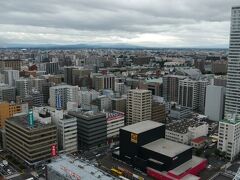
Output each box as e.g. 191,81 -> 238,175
51,144 -> 57,156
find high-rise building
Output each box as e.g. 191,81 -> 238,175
178,78 -> 209,112
42,82 -> 52,104
4,70 -> 19,87
57,114 -> 78,153
31,90 -> 44,107
44,108 -> 78,154
64,66 -> 77,85
163,75 -> 186,102
94,96 -> 112,112
68,111 -> 107,149
16,78 -> 32,98
78,89 -> 99,110
32,78 -> 46,93
112,97 -> 127,114
1,59 -> 23,71
93,74 -> 115,91
5,113 -> 57,166
46,62 -> 60,74
114,82 -> 126,95
225,7 -> 240,114
218,6 -> 240,161
151,100 -> 166,123
126,89 -> 152,125
205,85 -> 225,121
72,68 -> 92,88
49,85 -> 78,110
0,85 -> 16,102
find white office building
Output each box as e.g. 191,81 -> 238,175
49,85 -> 78,110
165,119 -> 208,145
178,78 -> 209,112
4,70 -> 19,87
56,114 -> 78,153
205,85 -> 225,121
78,89 -> 99,110
218,114 -> 240,161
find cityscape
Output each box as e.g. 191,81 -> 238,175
0,1 -> 240,180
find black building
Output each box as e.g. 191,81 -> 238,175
68,111 -> 107,150
119,120 -> 165,164
117,120 -> 193,172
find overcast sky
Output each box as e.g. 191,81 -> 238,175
0,0 -> 239,47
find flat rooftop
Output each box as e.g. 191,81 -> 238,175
142,138 -> 191,158
166,119 -> 207,134
181,174 -> 200,180
169,156 -> 205,175
47,155 -> 114,180
68,110 -> 106,119
128,89 -> 151,93
7,115 -> 55,131
121,120 -> 164,134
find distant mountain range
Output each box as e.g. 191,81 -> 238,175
0,43 -> 228,50
0,43 -> 144,49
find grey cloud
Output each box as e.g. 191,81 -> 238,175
0,0 -> 238,47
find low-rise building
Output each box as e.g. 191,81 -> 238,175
169,105 -> 192,119
191,137 -> 206,149
47,155 -> 114,180
106,111 -> 125,146
165,119 -> 208,144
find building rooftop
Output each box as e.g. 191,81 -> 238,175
7,114 -> 55,131
169,156 -> 205,175
220,114 -> 240,125
106,111 -> 124,122
50,84 -> 78,89
142,138 -> 191,158
121,120 -> 164,134
68,110 -> 106,119
171,105 -> 191,112
145,77 -> 163,84
191,137 -> 206,144
128,89 -> 151,93
47,155 -> 114,180
166,119 -> 207,134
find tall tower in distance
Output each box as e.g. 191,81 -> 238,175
225,6 -> 240,115
218,6 -> 240,161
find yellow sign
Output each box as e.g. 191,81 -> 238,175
131,133 -> 138,143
